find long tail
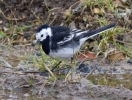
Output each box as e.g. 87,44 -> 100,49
73,23 -> 116,45
59,23 -> 116,46
84,23 -> 116,38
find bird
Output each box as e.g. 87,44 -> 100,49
35,23 -> 115,60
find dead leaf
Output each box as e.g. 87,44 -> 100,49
79,52 -> 96,60
94,8 -> 100,14
79,23 -> 85,30
108,51 -> 125,61
36,21 -> 40,25
85,52 -> 96,59
79,55 -> 85,61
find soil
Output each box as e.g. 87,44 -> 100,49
0,45 -> 132,100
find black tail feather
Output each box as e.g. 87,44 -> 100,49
84,23 -> 116,38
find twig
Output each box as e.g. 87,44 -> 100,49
29,0 -> 34,8
39,80 -> 47,94
50,7 -> 62,11
11,10 -> 18,25
11,40 -> 32,44
0,71 -> 22,74
115,39 -> 132,46
76,57 -> 87,68
0,73 -> 12,87
24,71 -> 39,73
49,16 -> 57,25
65,57 -> 88,81
65,69 -> 72,81
30,10 -> 41,22
43,63 -> 55,77
79,51 -> 93,58
51,61 -> 62,72
85,65 -> 98,79
38,78 -> 58,95
0,9 -> 26,21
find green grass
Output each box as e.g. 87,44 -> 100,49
16,25 -> 33,32
1,25 -> 33,45
0,31 -> 7,38
115,42 -> 132,58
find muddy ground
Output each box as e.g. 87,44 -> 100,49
0,45 -> 132,100
0,0 -> 132,100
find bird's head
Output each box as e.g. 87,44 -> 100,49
35,24 -> 52,44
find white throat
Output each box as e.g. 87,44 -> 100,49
36,27 -> 52,42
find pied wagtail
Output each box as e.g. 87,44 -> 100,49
35,23 -> 115,71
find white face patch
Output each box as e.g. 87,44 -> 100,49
36,27 -> 52,42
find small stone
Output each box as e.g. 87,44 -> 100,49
23,93 -> 29,97
98,68 -> 105,74
24,33 -> 31,39
39,71 -> 49,77
3,27 -> 8,32
78,64 -> 91,73
9,95 -> 18,99
80,78 -> 91,87
0,20 -> 2,24
127,59 -> 132,64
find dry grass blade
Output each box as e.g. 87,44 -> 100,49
115,39 -> 132,46
0,73 -> 12,87
85,65 -> 98,79
65,70 -> 72,81
39,80 -> 47,94
43,63 -> 55,78
29,0 -> 34,8
0,9 -> 26,21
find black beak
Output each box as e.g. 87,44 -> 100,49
33,39 -> 40,46
36,39 -> 40,45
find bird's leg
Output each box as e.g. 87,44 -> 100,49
65,57 -> 74,81
39,61 -> 62,76
70,57 -> 74,79
71,57 -> 74,64
51,61 -> 62,72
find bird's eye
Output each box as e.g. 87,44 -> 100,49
41,34 -> 43,37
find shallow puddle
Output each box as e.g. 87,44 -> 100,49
0,89 -> 70,100
1,89 -> 94,100
88,73 -> 132,90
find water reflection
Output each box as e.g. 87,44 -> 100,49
0,89 -> 60,100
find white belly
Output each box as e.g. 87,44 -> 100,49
49,46 -> 80,59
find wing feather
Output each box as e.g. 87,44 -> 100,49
51,26 -> 88,46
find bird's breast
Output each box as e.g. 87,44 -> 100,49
49,46 -> 80,59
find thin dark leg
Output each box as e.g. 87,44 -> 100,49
71,57 -> 74,64
51,61 -> 62,72
39,61 -> 61,76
